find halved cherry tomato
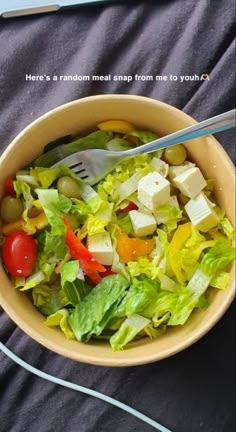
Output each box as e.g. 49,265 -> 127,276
2,231 -> 37,277
3,178 -> 15,197
116,201 -> 138,215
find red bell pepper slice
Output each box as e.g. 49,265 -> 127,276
100,266 -> 116,278
116,201 -> 138,215
63,220 -> 106,274
3,178 -> 16,197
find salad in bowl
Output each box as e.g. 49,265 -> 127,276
0,118 -> 235,352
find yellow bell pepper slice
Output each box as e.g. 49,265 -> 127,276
97,119 -> 135,134
2,219 -> 25,235
168,222 -> 192,283
2,212 -> 48,236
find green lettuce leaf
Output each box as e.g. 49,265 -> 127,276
154,205 -> 182,233
31,130 -> 113,167
196,295 -> 209,310
110,313 -> 150,351
61,260 -> 92,305
116,213 -> 133,235
68,274 -> 129,342
13,180 -> 36,234
36,188 -> 65,236
126,130 -> 158,144
106,138 -> 133,152
117,276 -> 159,317
41,231 -> 66,261
30,167 -> 62,189
168,269 -> 211,325
32,282 -> 70,315
45,309 -> 75,339
43,135 -> 71,153
210,271 -> 230,290
128,256 -> 160,280
70,198 -> 91,223
219,218 -> 235,240
83,214 -> 108,236
200,238 -> 236,277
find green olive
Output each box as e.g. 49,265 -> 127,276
0,196 -> 24,223
57,176 -> 81,198
164,144 -> 187,165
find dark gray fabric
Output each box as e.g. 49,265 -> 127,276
0,1 -> 235,432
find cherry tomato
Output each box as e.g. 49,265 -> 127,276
2,231 -> 37,277
3,178 -> 16,197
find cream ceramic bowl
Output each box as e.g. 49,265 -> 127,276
0,95 -> 235,366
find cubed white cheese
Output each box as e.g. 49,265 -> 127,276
138,172 -> 170,211
173,167 -> 207,198
168,162 -> 195,180
150,157 -> 169,177
129,210 -> 157,237
87,232 -> 113,265
184,192 -> 219,232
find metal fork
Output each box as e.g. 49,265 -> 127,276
52,109 -> 235,185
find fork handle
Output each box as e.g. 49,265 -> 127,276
125,109 -> 236,155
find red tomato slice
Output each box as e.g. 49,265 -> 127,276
2,231 -> 37,277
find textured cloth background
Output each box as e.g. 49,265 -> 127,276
0,1 -> 235,432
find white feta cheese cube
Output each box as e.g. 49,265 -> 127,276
129,210 -> 157,237
150,157 -> 169,177
173,167 -> 207,198
168,162 -> 195,180
87,232 -> 114,265
138,172 -> 170,211
184,192 -> 219,232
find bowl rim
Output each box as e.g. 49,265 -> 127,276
0,94 -> 235,366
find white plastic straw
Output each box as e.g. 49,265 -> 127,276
0,342 -> 174,432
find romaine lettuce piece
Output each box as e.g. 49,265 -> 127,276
219,218 -> 235,240
36,189 -> 65,236
30,167 -> 62,189
32,282 -> 70,315
154,205 -> 182,233
168,269 -> 211,325
45,309 -> 75,340
200,238 -> 236,277
117,276 -> 159,317
116,213 -> 133,235
31,130 -> 113,167
110,314 -> 150,351
68,274 -> 129,342
125,130 -> 158,144
61,260 -> 92,305
128,256 -> 160,280
210,271 -> 230,290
